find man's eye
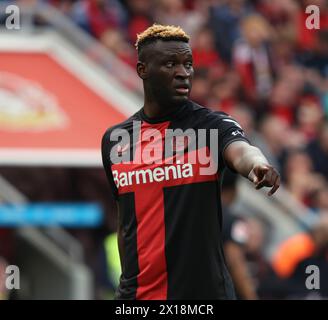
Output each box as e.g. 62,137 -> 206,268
185,62 -> 193,68
166,61 -> 174,68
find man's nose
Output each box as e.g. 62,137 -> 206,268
175,64 -> 190,79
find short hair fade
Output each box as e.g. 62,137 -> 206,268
135,24 -> 190,53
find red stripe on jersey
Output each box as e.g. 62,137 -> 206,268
135,121 -> 169,300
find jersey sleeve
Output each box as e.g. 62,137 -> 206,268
102,128 -> 119,201
215,113 -> 250,169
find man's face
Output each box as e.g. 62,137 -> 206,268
140,40 -> 194,106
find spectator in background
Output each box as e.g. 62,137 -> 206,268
307,121 -> 328,180
295,95 -> 324,141
269,65 -> 306,126
125,0 -> 153,45
310,185 -> 328,214
155,0 -> 204,39
86,0 -> 127,38
70,0 -> 92,33
221,169 -> 258,300
209,0 -> 251,63
52,0 -> 128,37
298,30 -> 328,78
270,34 -> 297,72
189,68 -> 211,106
257,115 -> 291,171
100,29 -> 136,67
256,0 -> 299,48
233,14 -> 274,107
242,217 -> 287,299
283,149 -> 325,206
269,79 -> 297,125
302,69 -> 328,118
191,26 -> 225,72
227,104 -> 255,136
208,71 -> 242,112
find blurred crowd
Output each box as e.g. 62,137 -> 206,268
0,0 -> 328,299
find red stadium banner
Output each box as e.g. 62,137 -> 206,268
0,34 -> 140,166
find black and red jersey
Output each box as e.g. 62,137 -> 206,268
101,100 -> 249,300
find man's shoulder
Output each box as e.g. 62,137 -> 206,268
188,101 -> 238,126
102,112 -> 140,142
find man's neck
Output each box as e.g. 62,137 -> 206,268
143,97 -> 177,119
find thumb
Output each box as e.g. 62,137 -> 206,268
248,169 -> 259,184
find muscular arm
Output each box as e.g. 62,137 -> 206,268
224,141 -> 280,196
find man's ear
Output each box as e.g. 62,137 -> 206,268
137,61 -> 147,80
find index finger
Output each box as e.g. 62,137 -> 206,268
268,175 -> 280,196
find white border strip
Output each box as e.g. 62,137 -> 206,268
0,149 -> 102,167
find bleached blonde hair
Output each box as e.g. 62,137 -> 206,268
135,23 -> 190,52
